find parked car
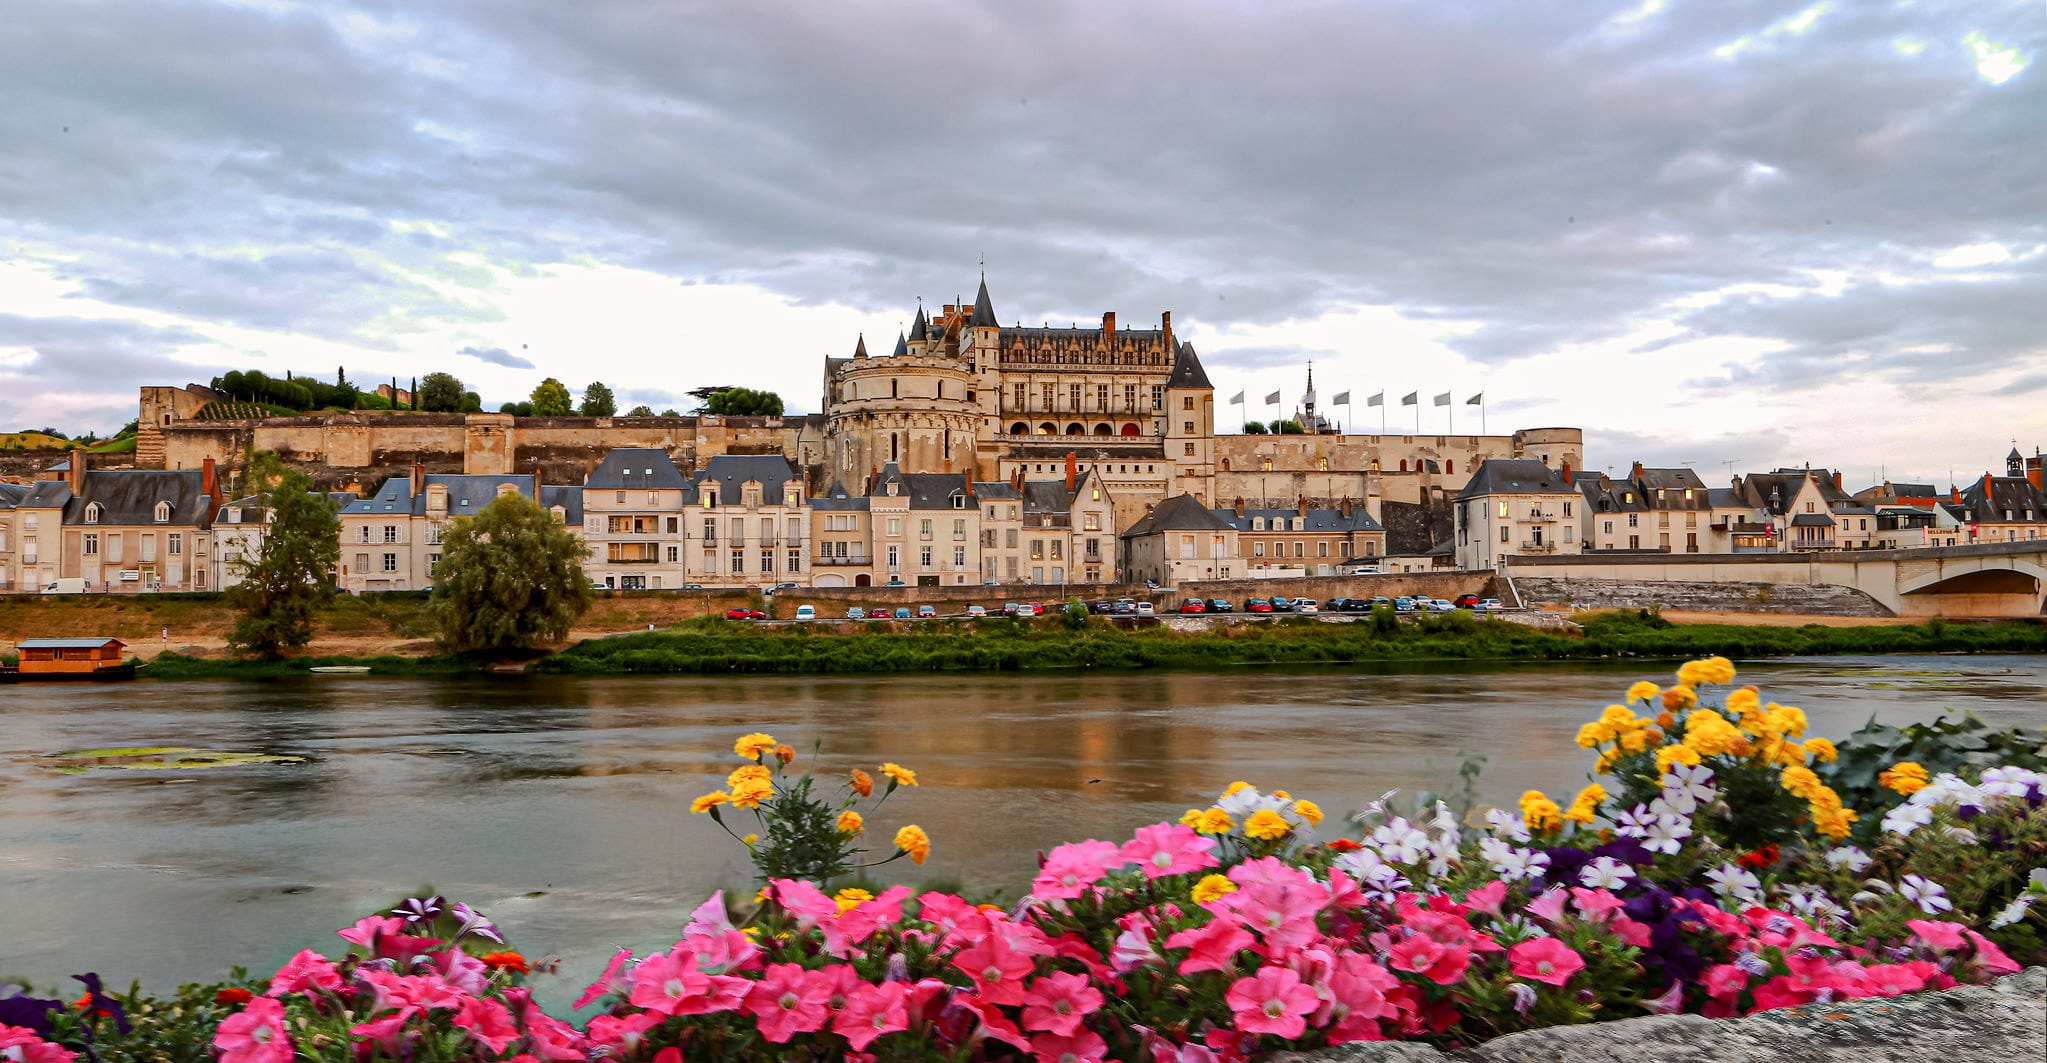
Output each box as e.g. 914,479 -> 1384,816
1393,596 -> 1417,613
794,605 -> 817,620
1348,565 -> 1381,575
588,581 -> 610,591
1112,598 -> 1138,615
1371,596 -> 1392,608
917,605 -> 936,619
870,603 -> 892,617
1246,598 -> 1273,613
1343,597 -> 1377,613
1425,598 -> 1456,613
1087,599 -> 1114,614
1178,598 -> 1207,614
1207,598 -> 1234,613
725,607 -> 766,621
1268,596 -> 1296,613
846,607 -> 867,620
965,604 -> 988,618
893,607 -> 912,619
1295,598 -> 1321,614
682,583 -> 705,590
1134,602 -> 1157,616
765,582 -> 800,594
883,579 -> 907,587
1453,593 -> 1482,608
1479,598 -> 1504,612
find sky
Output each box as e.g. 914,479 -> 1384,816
1,0 -> 2042,489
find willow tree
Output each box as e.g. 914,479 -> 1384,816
429,492 -> 592,653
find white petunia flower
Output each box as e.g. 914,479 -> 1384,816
1642,812 -> 1693,855
1661,763 -> 1718,805
1824,847 -> 1872,872
1706,863 -> 1763,902
1882,803 -> 1933,836
1991,896 -> 2033,929
1486,808 -> 1532,843
1579,856 -> 1635,890
1651,790 -> 1697,817
1898,874 -> 1951,914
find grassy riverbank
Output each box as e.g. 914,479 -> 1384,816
134,650 -> 486,679
534,611 -> 2047,676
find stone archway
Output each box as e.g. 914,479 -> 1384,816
1120,423 -> 1141,437
855,574 -> 872,587
1093,423 -> 1113,436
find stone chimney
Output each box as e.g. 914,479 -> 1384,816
1298,494 -> 1308,517
200,457 -> 217,517
68,448 -> 86,495
1233,496 -> 1246,518
1161,310 -> 1172,343
1065,451 -> 1077,491
1101,312 -> 1116,339
2027,455 -> 2044,492
1983,472 -> 1995,497
411,461 -> 426,498
1562,461 -> 1574,485
1629,461 -> 1644,481
1340,496 -> 1353,518
1833,470 -> 1843,491
1951,484 -> 1963,505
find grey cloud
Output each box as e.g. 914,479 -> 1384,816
460,345 -> 535,369
1991,372 -> 2047,398
1201,346 -> 1342,371
1584,427 -> 1794,484
0,314 -> 220,432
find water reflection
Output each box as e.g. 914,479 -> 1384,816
1,656 -> 2042,1007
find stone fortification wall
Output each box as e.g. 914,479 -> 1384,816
1513,576 -> 1891,617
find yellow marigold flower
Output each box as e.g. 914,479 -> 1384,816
728,764 -> 772,791
1192,874 -> 1237,905
1272,790 -> 1291,801
1244,809 -> 1293,840
691,790 -> 730,814
834,887 -> 873,913
729,778 -> 773,810
1197,807 -> 1236,835
742,833 -> 758,845
1625,680 -> 1661,704
772,743 -> 796,765
849,769 -> 874,797
1661,685 -> 1698,712
1655,744 -> 1702,774
1776,739 -> 1808,766
734,732 -> 778,760
1221,781 -> 1253,797
894,824 -> 931,865
1595,750 -> 1618,774
1599,704 -> 1641,729
1676,660 -> 1713,688
1682,710 -> 1739,757
1780,764 -> 1821,799
1804,737 -> 1838,763
880,762 -> 918,787
1768,705 -> 1808,739
1572,782 -> 1607,810
1575,722 -> 1605,749
1519,790 -> 1563,834
836,810 -> 864,835
1879,761 -> 1930,796
1619,728 -> 1652,754
1564,801 -> 1596,825
1293,799 -> 1323,826
1179,808 -> 1206,828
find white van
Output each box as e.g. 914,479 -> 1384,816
42,578 -> 89,595
1348,565 -> 1381,575
794,605 -> 817,621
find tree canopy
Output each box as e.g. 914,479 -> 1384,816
625,404 -> 655,417
579,381 -> 617,417
1242,421 -> 1269,435
702,387 -> 785,416
530,378 -> 574,417
429,492 -> 592,653
226,452 -> 341,658
417,372 -> 467,412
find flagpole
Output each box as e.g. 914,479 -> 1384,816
1448,394 -> 1453,436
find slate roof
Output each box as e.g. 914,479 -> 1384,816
890,332 -> 909,357
65,469 -> 213,527
692,454 -> 799,506
970,277 -> 998,328
342,473 -> 541,517
811,483 -> 870,513
1789,513 -> 1836,527
17,481 -> 73,510
542,485 -> 583,525
870,463 -> 974,510
584,448 -> 688,491
1738,469 -> 1853,515
1121,493 -> 1236,537
1454,459 -> 1572,500
0,482 -> 28,508
909,306 -> 930,341
1706,487 -> 1746,509
1166,342 -> 1212,389
1956,476 -> 2047,522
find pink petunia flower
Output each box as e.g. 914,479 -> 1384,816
585,1012 -> 664,1055
1121,823 -> 1219,880
574,948 -> 635,1009
1020,971 -> 1105,1037
951,934 -> 1035,1007
1906,919 -> 1967,953
0,1027 -> 79,1063
629,952 -> 750,1017
267,949 -> 341,997
348,1010 -> 415,1056
832,981 -> 909,1052
1861,964 -> 1928,997
1385,934 -> 1470,985
1569,887 -> 1626,924
1031,1028 -> 1111,1063
336,915 -> 405,949
1508,937 -> 1585,987
1033,840 -> 1128,900
1165,918 -> 1255,976
1225,966 -> 1319,1039
1966,930 -> 2022,976
1703,964 -> 1748,999
452,996 -> 520,1055
1461,880 -> 1508,918
213,997 -> 293,1063
745,964 -> 833,1043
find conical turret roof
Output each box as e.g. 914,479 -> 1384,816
970,275 -> 998,328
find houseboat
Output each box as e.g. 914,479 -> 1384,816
1,638 -> 137,681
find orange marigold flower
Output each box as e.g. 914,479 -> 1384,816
214,987 -> 254,1006
772,744 -> 796,765
850,769 -> 875,797
1661,686 -> 1698,711
894,824 -> 931,864
691,791 -> 730,814
880,763 -> 918,787
1326,838 -> 1363,853
836,809 -> 864,835
480,951 -> 530,973
1655,711 -> 1676,730
733,732 -> 778,760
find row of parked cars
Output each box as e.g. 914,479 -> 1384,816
726,593 -> 1506,624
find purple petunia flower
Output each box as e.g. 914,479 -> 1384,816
448,902 -> 504,944
394,895 -> 446,924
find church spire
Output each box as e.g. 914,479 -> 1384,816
909,302 -> 929,342
852,333 -> 868,359
970,274 -> 998,329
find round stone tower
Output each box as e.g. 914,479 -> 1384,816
824,328 -> 983,484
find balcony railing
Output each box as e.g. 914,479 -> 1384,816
1523,510 -> 1560,522
1517,541 -> 1559,553
813,556 -> 871,566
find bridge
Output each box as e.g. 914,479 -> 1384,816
1505,540 -> 2047,618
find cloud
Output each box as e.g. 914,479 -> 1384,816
459,345 -> 535,369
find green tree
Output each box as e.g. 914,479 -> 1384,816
429,492 -> 592,653
626,404 -> 655,417
1242,420 -> 1268,434
530,377 -> 573,416
499,401 -> 535,416
579,381 -> 618,416
226,453 -> 341,658
659,408 -> 681,418
460,390 -> 483,413
703,387 -> 785,416
417,372 -> 467,412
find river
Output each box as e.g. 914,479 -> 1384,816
3,656 -> 2043,1005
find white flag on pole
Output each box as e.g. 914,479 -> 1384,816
1332,390 -> 1350,405
1400,392 -> 1418,406
1433,391 -> 1451,406
1229,391 -> 1245,404
1466,392 -> 1484,405
1367,392 -> 1384,407
1264,390 -> 1281,405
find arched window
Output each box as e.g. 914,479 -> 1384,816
891,379 -> 898,399
1037,422 -> 1056,436
84,502 -> 102,524
1065,423 -> 1085,435
890,433 -> 899,461
1119,423 -> 1141,437
1009,422 -> 1029,436
1398,459 -> 1408,472
1093,423 -> 1113,436
154,501 -> 172,523
1445,460 -> 1454,475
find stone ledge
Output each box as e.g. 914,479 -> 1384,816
1284,967 -> 2044,1063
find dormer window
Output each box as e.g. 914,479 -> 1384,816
702,488 -> 717,508
951,494 -> 964,509
154,501 -> 172,523
84,502 -> 103,524
426,486 -> 448,514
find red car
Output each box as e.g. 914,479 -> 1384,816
1246,598 -> 1274,613
725,608 -> 767,621
1178,598 -> 1207,614
1452,594 -> 1482,608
